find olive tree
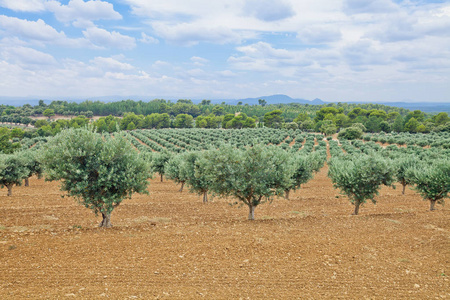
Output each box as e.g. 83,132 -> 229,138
200,144 -> 294,220
282,154 -> 314,200
0,153 -> 29,196
394,156 -> 418,195
165,153 -> 189,192
182,151 -> 211,203
407,159 -> 450,211
151,151 -> 172,182
41,128 -> 151,228
328,154 -> 395,215
19,149 -> 43,186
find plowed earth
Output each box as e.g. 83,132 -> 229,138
1,165 -> 449,299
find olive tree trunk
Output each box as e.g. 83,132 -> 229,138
179,182 -> 185,192
430,200 -> 436,211
285,190 -> 290,200
6,184 -> 13,196
160,173 -> 164,182
99,212 -> 112,228
25,178 -> 30,187
202,191 -> 208,203
248,205 -> 255,220
352,199 -> 361,215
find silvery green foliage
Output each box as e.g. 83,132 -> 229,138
165,153 -> 190,189
19,149 -> 43,181
200,144 -> 295,220
394,155 -> 418,194
41,128 -> 151,223
328,154 -> 395,215
182,151 -> 212,202
407,159 -> 450,210
0,152 -> 29,195
279,154 -> 316,195
151,150 -> 172,181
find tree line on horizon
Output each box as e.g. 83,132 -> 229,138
0,99 -> 449,141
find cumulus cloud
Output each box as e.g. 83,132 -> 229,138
0,15 -> 93,48
297,25 -> 342,44
190,56 -> 209,66
229,42 -> 313,74
343,0 -> 399,15
45,0 -> 122,26
1,46 -> 57,68
152,22 -> 241,46
139,33 -> 159,44
0,0 -> 45,12
83,27 -> 136,49
0,16 -> 66,42
243,0 -> 295,22
90,56 -> 135,72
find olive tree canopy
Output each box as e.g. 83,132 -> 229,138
41,128 -> 151,227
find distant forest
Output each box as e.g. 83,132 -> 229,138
0,99 -> 449,139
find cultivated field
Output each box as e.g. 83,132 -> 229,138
0,163 -> 449,299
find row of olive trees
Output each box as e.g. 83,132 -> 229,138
2,128 -> 448,228
164,144 -> 323,220
328,153 -> 450,214
0,150 -> 42,196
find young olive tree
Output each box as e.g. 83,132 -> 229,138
41,128 -> 151,228
200,144 -> 294,220
0,153 -> 29,196
165,153 -> 189,192
328,154 -> 395,215
151,151 -> 172,182
394,156 -> 418,195
19,149 -> 43,186
282,154 -> 314,200
182,151 -> 211,203
407,159 -> 450,211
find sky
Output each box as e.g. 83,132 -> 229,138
0,0 -> 450,103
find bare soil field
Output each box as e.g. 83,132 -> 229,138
0,165 -> 449,299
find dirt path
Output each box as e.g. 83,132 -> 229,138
0,167 -> 448,299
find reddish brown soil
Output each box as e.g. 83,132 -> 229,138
1,166 -> 449,299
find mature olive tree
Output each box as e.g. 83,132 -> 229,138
201,144 -> 294,220
41,128 -> 151,228
328,154 -> 395,215
0,153 -> 29,196
407,159 -> 450,211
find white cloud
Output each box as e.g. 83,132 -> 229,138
190,56 -> 209,66
297,25 -> 342,44
243,0 -> 295,22
90,56 -> 135,72
0,0 -> 45,12
83,27 -> 136,49
0,15 -> 91,47
1,45 -> 57,68
139,33 -> 159,44
0,15 -> 66,42
151,22 -> 242,46
45,0 -> 122,26
343,0 -> 399,15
